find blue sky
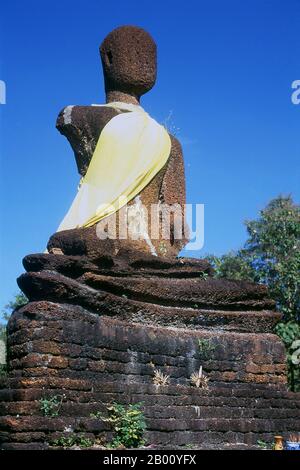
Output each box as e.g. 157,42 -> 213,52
0,0 -> 299,310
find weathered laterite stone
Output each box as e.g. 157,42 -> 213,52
1,293 -> 300,449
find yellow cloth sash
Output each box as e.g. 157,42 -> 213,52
57,102 -> 171,231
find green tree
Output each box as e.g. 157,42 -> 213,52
207,251 -> 257,282
0,292 -> 28,341
244,196 -> 300,322
208,196 -> 300,391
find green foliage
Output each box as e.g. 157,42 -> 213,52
276,321 -> 300,346
275,322 -> 300,391
198,339 -> 216,359
257,439 -> 272,450
199,271 -> 209,280
53,434 -> 93,448
3,292 -> 28,315
39,394 -> 65,417
244,196 -> 300,322
0,364 -> 7,377
90,411 -> 102,419
207,251 -> 257,282
99,402 -> 146,448
207,196 -> 300,391
0,292 -> 28,341
184,443 -> 197,449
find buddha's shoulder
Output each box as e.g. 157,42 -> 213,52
167,133 -> 183,156
56,105 -> 121,134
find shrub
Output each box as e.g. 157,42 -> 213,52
39,394 -> 66,417
53,434 -> 93,448
100,402 -> 146,448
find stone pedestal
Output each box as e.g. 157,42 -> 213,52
0,252 -> 299,450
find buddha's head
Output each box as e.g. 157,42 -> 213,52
100,25 -> 157,99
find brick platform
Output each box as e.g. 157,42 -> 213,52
1,299 -> 299,450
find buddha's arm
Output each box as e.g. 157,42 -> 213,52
160,135 -> 186,207
56,105 -> 120,176
159,135 -> 189,247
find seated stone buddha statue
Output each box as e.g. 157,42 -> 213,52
19,25 -> 278,335
48,25 -> 188,259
